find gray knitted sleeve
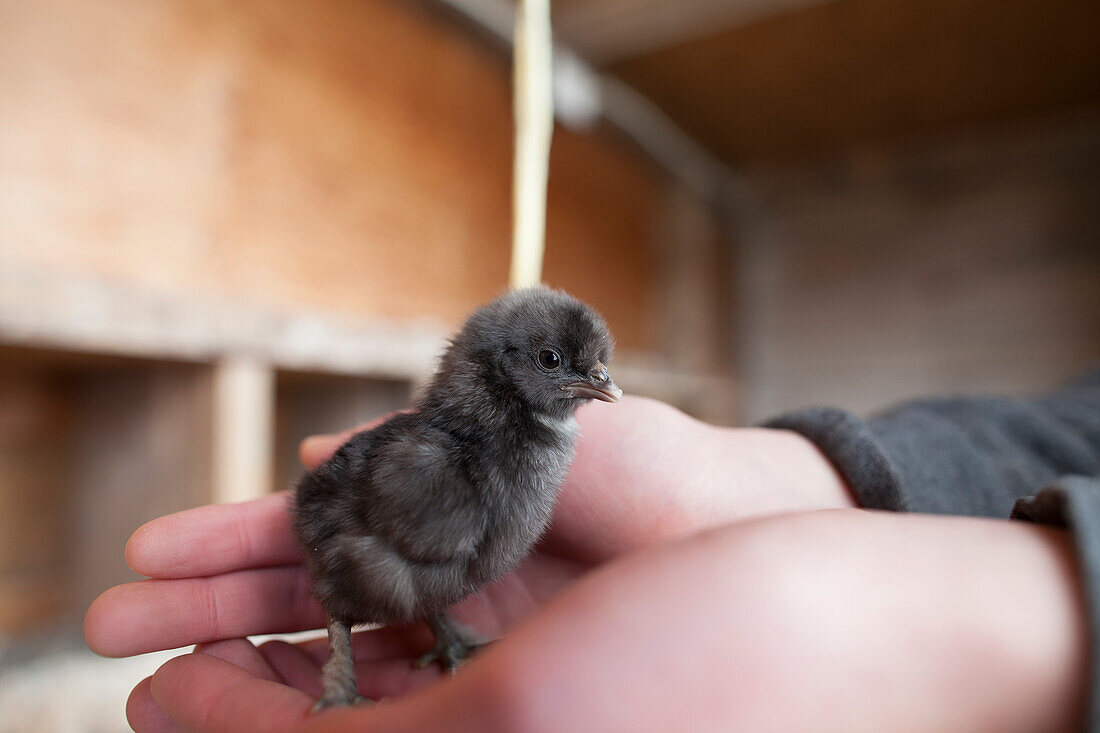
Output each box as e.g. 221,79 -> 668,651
764,370 -> 1100,730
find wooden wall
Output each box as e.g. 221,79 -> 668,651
0,370 -> 71,631
0,351 -> 216,630
0,0 -> 740,633
274,372 -> 411,493
0,0 -> 663,351
69,364 -> 214,613
736,112 -> 1100,421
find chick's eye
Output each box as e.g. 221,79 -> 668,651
537,349 -> 561,371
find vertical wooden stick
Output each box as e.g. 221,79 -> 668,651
212,355 -> 275,504
509,0 -> 554,289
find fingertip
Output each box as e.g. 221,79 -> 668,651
299,434 -> 343,470
84,584 -> 127,657
85,578 -> 203,658
124,511 -> 190,579
121,494 -> 300,579
195,638 -> 281,682
124,521 -> 155,576
148,654 -> 193,711
258,639 -> 323,697
127,676 -> 178,732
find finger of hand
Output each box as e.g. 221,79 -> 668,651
85,566 -> 323,657
150,653 -> 312,733
195,638 -> 284,683
257,640 -> 324,697
127,676 -> 178,733
353,657 -> 444,701
125,493 -> 301,579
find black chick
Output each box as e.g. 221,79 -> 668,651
293,287 -> 620,709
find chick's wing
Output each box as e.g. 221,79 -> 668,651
361,427 -> 488,565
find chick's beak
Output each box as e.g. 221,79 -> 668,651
563,362 -> 622,403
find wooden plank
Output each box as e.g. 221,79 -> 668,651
736,113 -> 1100,420
553,0 -> 828,64
212,357 -> 275,504
0,261 -> 448,381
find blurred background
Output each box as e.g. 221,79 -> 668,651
0,0 -> 1097,729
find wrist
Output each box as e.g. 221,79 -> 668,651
691,511 -> 1088,732
947,523 -> 1088,732
778,512 -> 1088,733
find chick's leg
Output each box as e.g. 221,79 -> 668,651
313,615 -> 369,711
415,613 -> 490,673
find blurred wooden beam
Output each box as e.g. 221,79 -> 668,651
432,0 -> 737,201
610,0 -> 1100,163
553,0 -> 828,65
0,262 -> 445,383
0,262 -> 736,420
212,356 -> 274,504
0,373 -> 70,632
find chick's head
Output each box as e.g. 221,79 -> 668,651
461,287 -> 620,418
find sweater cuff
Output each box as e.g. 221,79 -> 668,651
763,407 -> 909,512
1012,476 -> 1100,732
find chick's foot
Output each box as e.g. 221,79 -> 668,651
415,613 -> 491,673
311,692 -> 371,713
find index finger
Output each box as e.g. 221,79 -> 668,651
127,413 -> 405,581
126,492 -> 301,579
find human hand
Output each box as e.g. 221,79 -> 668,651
104,510 -> 1086,732
85,396 -> 854,729
296,396 -> 854,563
547,395 -> 855,561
